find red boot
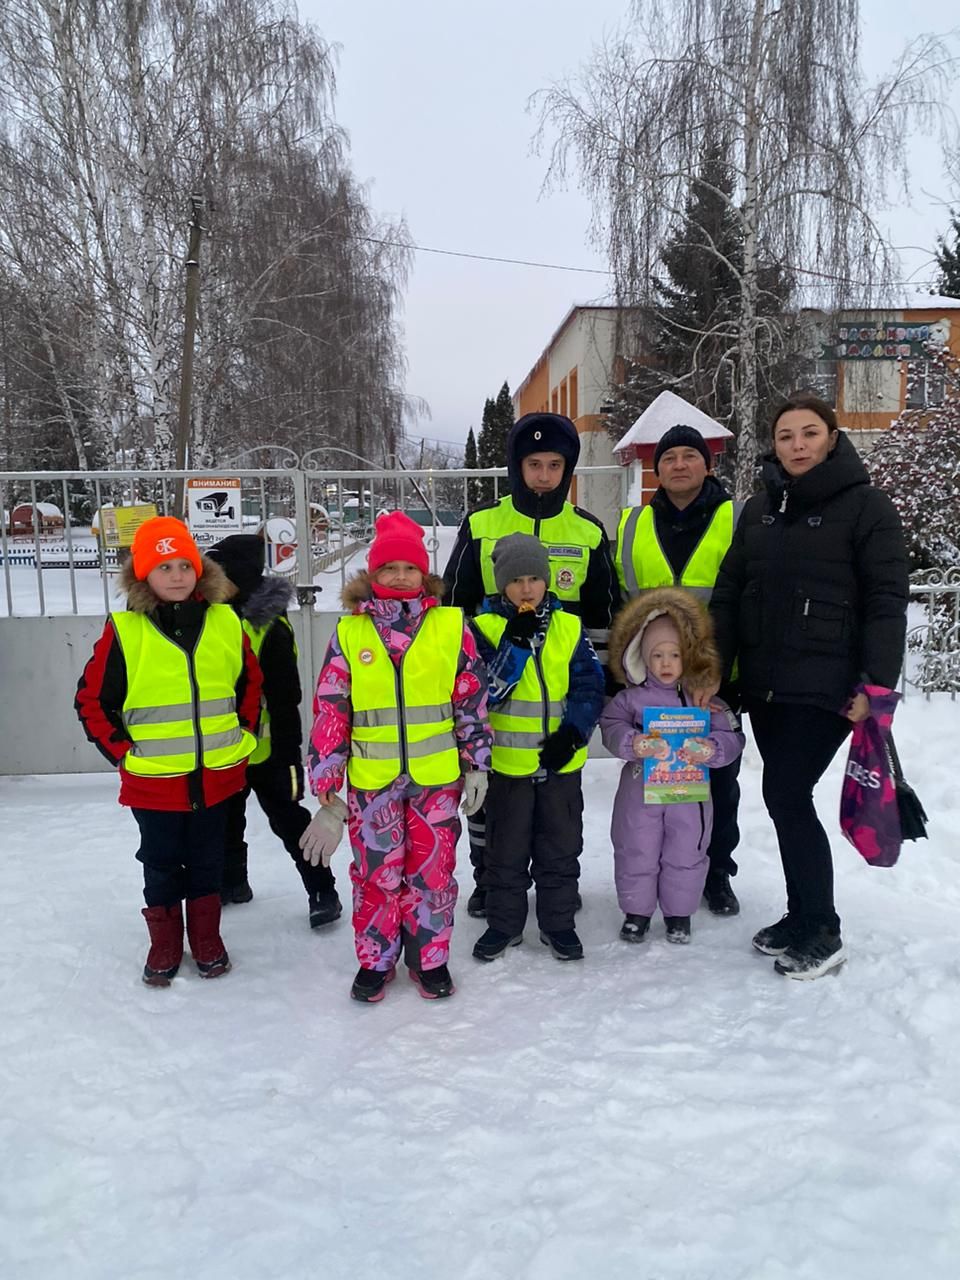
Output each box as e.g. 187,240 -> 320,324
142,903 -> 184,987
185,893 -> 231,978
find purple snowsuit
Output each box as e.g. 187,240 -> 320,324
600,676 -> 744,917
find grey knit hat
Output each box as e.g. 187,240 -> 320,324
491,533 -> 551,594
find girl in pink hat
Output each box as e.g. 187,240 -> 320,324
304,512 -> 492,1002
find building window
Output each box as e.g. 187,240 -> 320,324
905,364 -> 946,410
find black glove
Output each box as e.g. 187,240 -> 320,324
504,609 -> 540,647
249,759 -> 304,803
538,724 -> 583,773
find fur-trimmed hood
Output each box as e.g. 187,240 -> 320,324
340,569 -> 447,611
609,587 -> 720,688
118,553 -> 234,614
239,575 -> 296,628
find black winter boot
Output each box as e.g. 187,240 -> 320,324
539,928 -> 584,962
703,869 -> 739,916
221,844 -> 253,906
350,967 -> 395,1003
309,888 -> 343,929
620,914 -> 651,944
664,916 -> 692,944
409,964 -> 456,999
473,927 -> 523,962
466,886 -> 487,919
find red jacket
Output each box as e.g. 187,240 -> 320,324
75,558 -> 262,812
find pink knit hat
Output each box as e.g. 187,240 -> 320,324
367,511 -> 429,574
640,613 -> 681,664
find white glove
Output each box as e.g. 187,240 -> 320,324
299,796 -> 348,867
461,771 -> 489,817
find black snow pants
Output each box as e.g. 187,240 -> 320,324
133,803 -> 228,907
223,761 -> 336,898
484,770 -> 584,935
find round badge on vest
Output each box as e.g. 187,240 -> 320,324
556,567 -> 575,590
359,648 -> 375,665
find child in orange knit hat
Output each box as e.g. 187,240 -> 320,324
75,516 -> 262,986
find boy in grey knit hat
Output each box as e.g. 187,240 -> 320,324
469,533 -> 604,964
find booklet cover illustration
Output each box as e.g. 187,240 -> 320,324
639,706 -> 712,805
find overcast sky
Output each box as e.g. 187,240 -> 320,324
300,0 -> 960,452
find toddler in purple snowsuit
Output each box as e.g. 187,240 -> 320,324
601,587 -> 744,944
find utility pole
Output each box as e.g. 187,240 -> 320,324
174,194 -> 205,513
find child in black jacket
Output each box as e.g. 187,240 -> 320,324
208,535 -> 342,928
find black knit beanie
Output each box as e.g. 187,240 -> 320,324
653,425 -> 712,473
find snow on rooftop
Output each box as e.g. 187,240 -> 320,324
614,390 -> 734,453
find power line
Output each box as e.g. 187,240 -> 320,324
357,232 -> 941,291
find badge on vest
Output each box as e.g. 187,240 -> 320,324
547,545 -> 584,558
555,568 -> 576,590
358,649 -> 375,665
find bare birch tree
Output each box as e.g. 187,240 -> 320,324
537,0 -> 956,494
0,0 -> 411,470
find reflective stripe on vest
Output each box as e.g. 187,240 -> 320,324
242,614 -> 296,765
112,606 -> 256,776
615,503 -> 734,600
338,607 -> 463,789
473,610 -> 587,776
468,497 -> 603,606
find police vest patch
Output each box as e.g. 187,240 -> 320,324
546,545 -> 584,558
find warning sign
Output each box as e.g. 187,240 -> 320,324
98,504 -> 158,548
186,478 -> 243,548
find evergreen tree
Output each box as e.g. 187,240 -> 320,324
607,140 -> 797,463
935,212 -> 960,299
463,426 -> 481,509
477,383 -> 514,501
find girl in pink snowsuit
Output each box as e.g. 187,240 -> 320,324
601,587 -> 744,944
308,512 -> 492,1003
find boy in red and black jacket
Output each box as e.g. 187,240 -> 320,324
75,517 -> 262,986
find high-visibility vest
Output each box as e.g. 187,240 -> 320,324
338,607 -> 463,789
468,498 -> 604,608
472,610 -> 587,777
242,614 -> 295,765
615,502 -> 736,601
112,606 -> 256,776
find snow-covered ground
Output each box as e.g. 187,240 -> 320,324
3,695 -> 959,1279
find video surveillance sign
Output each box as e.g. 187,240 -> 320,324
186,477 -> 243,547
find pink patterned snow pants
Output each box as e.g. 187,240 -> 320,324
347,776 -> 462,972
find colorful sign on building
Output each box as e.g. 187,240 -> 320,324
820,324 -> 932,361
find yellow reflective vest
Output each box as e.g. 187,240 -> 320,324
615,502 -> 735,601
472,610 -> 587,777
112,606 -> 256,776
469,498 -> 604,607
338,607 -> 463,789
242,615 -> 295,765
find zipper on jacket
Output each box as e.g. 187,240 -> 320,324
532,643 -> 549,743
395,647 -> 409,777
803,598 -> 810,617
186,615 -> 209,780
679,687 -> 707,844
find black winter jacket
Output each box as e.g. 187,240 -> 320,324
710,432 -> 908,712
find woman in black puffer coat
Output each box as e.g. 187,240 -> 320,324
710,394 -> 908,980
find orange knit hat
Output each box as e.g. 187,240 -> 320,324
131,516 -> 203,581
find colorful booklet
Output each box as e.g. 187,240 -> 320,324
640,706 -> 712,805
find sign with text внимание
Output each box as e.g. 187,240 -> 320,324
820,324 -> 932,361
